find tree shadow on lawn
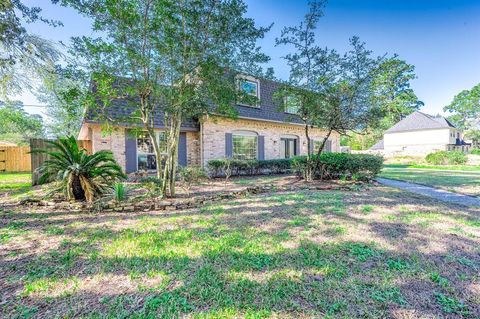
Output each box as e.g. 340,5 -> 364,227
1,187 -> 479,318
0,190 -> 361,237
2,233 -> 479,318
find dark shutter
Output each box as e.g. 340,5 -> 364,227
295,138 -> 300,156
225,133 -> 233,158
125,129 -> 137,173
258,135 -> 265,160
325,139 -> 332,152
309,139 -> 314,155
178,132 -> 187,166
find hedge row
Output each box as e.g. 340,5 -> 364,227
207,153 -> 384,181
425,150 -> 467,165
207,158 -> 292,177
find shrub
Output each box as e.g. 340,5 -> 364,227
292,153 -> 384,181
34,136 -> 126,202
447,151 -> 468,165
178,166 -> 207,195
207,153 -> 383,181
113,183 -> 127,202
470,148 -> 480,155
139,176 -> 162,198
425,151 -> 467,165
207,158 -> 292,177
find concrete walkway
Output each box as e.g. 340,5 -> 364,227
376,178 -> 480,208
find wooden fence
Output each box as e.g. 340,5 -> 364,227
30,139 -> 92,185
0,146 -> 32,172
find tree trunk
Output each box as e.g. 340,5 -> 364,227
304,123 -> 313,182
162,112 -> 182,197
140,96 -> 163,180
145,127 -> 163,180
312,129 -> 333,177
71,174 -> 85,200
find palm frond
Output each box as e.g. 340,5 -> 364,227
36,135 -> 125,202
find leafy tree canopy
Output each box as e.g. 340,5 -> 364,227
0,0 -> 61,97
370,57 -> 423,129
36,64 -> 89,137
59,0 -> 271,196
444,83 -> 480,130
0,100 -> 45,144
444,83 -> 480,147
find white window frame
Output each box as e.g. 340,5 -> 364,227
232,130 -> 258,160
237,75 -> 260,108
136,131 -> 167,171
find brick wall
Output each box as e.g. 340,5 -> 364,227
90,125 -> 126,171
186,131 -> 201,166
87,116 -> 340,170
88,124 -> 201,171
200,115 -> 340,166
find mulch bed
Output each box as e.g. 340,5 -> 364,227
9,175 -> 367,213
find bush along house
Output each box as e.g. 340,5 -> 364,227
78,74 -> 341,174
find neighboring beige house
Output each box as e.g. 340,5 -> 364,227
370,111 -> 471,156
78,75 -> 340,173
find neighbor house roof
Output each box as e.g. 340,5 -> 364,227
369,139 -> 384,150
385,111 -> 456,134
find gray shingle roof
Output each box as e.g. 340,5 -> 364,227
369,139 -> 384,150
84,97 -> 200,131
385,112 -> 456,133
83,76 -> 305,130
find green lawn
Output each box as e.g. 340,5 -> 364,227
1,185 -> 479,318
0,172 -> 31,195
380,166 -> 480,197
384,163 -> 480,171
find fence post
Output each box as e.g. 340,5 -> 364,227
30,138 -> 53,186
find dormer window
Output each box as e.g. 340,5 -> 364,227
284,95 -> 300,114
240,80 -> 258,96
237,75 -> 260,107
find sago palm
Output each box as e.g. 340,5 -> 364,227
35,136 -> 126,202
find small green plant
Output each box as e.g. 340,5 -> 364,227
346,243 -> 380,261
361,205 -> 374,214
386,258 -> 410,271
113,183 -> 127,202
140,177 -> 162,198
325,225 -> 346,236
370,287 -> 405,305
434,292 -> 468,314
178,166 -> 207,195
430,272 -> 449,288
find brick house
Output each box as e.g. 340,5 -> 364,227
78,75 -> 340,173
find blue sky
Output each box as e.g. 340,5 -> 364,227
19,0 -> 480,118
